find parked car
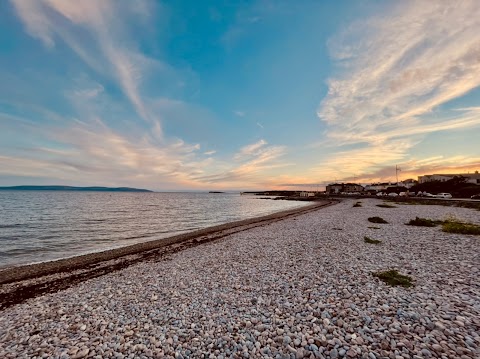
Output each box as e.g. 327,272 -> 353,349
399,192 -> 407,197
435,193 -> 452,198
471,194 -> 480,199
388,192 -> 398,197
416,191 -> 430,197
376,192 -> 384,197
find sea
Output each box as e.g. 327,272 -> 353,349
0,191 -> 310,269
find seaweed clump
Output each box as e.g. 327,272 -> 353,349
368,216 -> 388,224
406,217 -> 438,227
442,221 -> 480,235
373,269 -> 414,287
364,236 -> 381,244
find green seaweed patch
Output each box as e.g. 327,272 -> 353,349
376,204 -> 397,208
368,226 -> 380,229
353,201 -> 362,207
396,198 -> 480,211
368,216 -> 388,224
373,269 -> 414,287
406,217 -> 439,227
442,221 -> 480,235
364,236 -> 381,244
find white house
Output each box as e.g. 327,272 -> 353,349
299,192 -> 315,197
418,171 -> 480,185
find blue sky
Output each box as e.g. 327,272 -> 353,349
1,0 -> 480,190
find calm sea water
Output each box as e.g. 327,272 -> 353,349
0,191 -> 309,268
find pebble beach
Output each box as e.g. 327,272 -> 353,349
1,198 -> 479,359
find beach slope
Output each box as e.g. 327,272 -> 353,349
0,198 -> 479,358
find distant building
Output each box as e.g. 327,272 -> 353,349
418,174 -> 455,183
364,182 -> 393,192
299,191 -> 315,197
326,183 -> 343,194
398,179 -> 418,189
344,183 -> 364,192
418,171 -> 480,185
326,183 -> 364,194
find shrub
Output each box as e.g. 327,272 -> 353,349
368,216 -> 388,224
406,217 -> 438,227
442,221 -> 480,235
364,236 -> 381,244
373,269 -> 414,287
353,202 -> 362,207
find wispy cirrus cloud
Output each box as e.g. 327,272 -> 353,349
0,95 -> 288,189
0,115 -> 212,188
317,1 -> 480,180
11,0 -> 164,134
5,1 -> 292,190
234,139 -> 268,160
196,139 -> 289,186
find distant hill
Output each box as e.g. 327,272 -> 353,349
0,185 -> 153,192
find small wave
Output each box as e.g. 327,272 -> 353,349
0,223 -> 27,229
38,235 -> 60,240
82,219 -> 108,224
0,191 -> 311,268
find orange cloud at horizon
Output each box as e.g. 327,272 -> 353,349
263,160 -> 480,191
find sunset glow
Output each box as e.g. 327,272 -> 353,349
1,1 -> 479,190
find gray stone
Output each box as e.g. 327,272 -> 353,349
330,349 -> 338,359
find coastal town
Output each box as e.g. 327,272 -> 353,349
315,171 -> 480,199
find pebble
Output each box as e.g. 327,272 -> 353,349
421,348 -> 432,357
347,348 -> 357,358
330,348 -> 339,359
0,199 -> 478,359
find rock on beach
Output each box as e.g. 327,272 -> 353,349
0,198 -> 479,358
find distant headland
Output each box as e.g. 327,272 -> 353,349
0,185 -> 153,192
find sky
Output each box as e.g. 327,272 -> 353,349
1,0 -> 480,191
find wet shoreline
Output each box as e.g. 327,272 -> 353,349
0,200 -> 336,309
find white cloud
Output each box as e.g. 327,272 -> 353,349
10,0 -> 54,47
11,0 -> 163,134
0,117 -> 213,188
317,1 -> 480,179
234,139 -> 267,160
73,84 -> 104,99
195,140 -> 289,186
6,1 -> 292,190
0,105 -> 290,189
